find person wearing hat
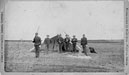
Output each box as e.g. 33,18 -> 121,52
32,33 -> 41,58
44,35 -> 51,53
64,34 -> 70,52
57,34 -> 64,53
71,35 -> 78,52
81,34 -> 88,56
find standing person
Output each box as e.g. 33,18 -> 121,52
32,33 -> 41,58
81,34 -> 88,56
44,35 -> 51,53
57,34 -> 64,53
64,34 -> 70,52
71,35 -> 78,52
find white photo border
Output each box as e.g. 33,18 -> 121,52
0,0 -> 129,75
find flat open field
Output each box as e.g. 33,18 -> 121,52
4,40 -> 124,72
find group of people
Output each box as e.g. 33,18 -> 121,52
32,33 -> 88,58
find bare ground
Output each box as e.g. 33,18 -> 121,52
4,41 -> 124,72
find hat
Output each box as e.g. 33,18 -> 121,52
47,35 -> 49,36
35,33 -> 38,35
65,34 -> 68,36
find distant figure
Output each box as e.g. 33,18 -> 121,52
57,34 -> 64,53
71,35 -> 78,52
64,34 -> 70,52
44,35 -> 51,53
81,34 -> 88,56
32,33 -> 41,58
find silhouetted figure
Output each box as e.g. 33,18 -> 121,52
44,35 -> 51,53
33,33 -> 41,58
71,35 -> 78,52
64,34 -> 70,52
57,34 -> 64,53
81,34 -> 88,56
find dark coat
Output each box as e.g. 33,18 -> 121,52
57,37 -> 64,44
33,36 -> 41,46
71,38 -> 78,44
81,37 -> 87,46
44,38 -> 51,44
64,37 -> 70,43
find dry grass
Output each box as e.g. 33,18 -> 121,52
4,41 -> 124,72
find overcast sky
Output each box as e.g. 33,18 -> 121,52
5,1 -> 124,40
